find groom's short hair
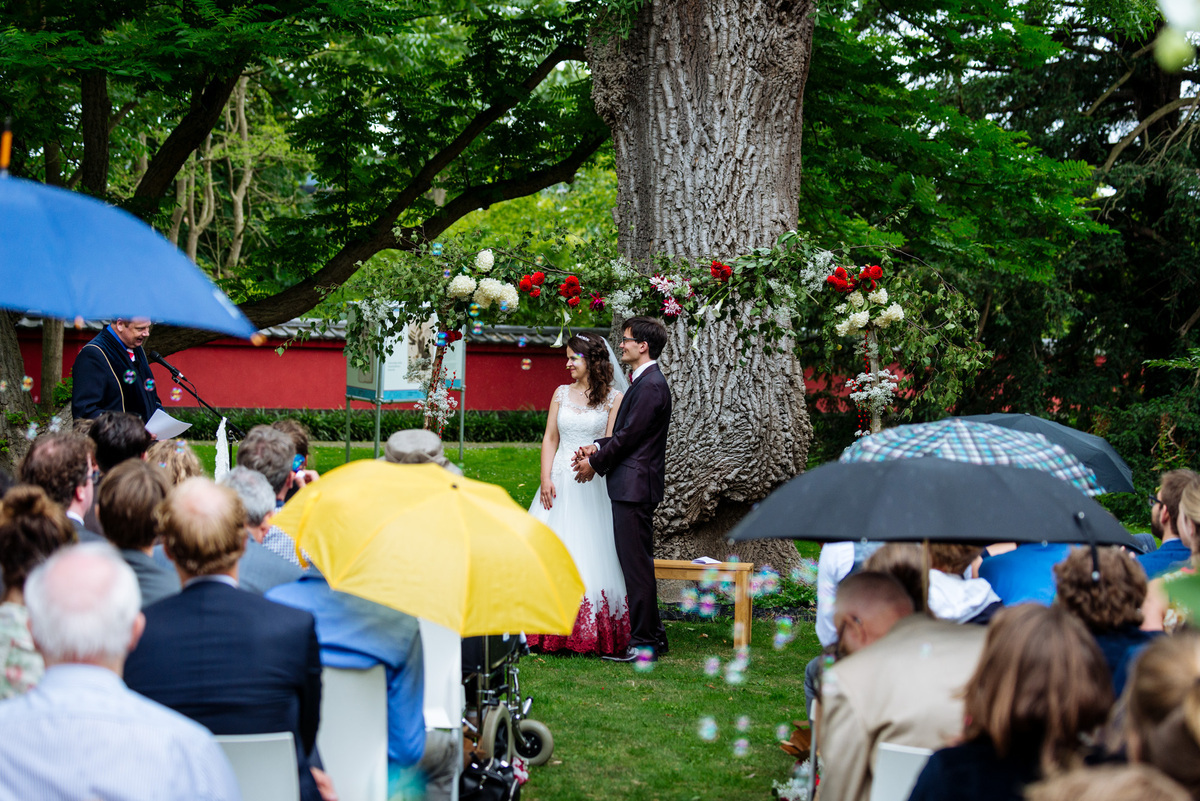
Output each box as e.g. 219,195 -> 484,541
624,317 -> 668,359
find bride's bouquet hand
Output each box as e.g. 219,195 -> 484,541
540,480 -> 556,510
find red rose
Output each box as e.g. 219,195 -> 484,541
531,271 -> 546,285
867,264 -> 883,279
711,260 -> 732,282
565,275 -> 580,287
567,296 -> 580,308
519,276 -> 533,293
530,287 -> 541,298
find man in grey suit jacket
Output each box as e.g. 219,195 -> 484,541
97,460 -> 179,607
819,571 -> 987,801
220,467 -> 303,594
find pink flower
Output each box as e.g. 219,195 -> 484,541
662,297 -> 683,317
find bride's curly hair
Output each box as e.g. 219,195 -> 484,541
567,333 -> 615,407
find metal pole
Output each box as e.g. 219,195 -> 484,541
458,324 -> 467,463
374,399 -> 382,459
344,396 -> 352,465
373,350 -> 383,459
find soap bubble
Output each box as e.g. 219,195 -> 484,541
443,269 -> 451,278
436,332 -> 448,348
517,335 -> 528,348
499,300 -> 509,312
48,416 -> 62,433
124,370 -> 136,384
704,657 -> 721,677
699,568 -> 718,589
170,387 -> 183,402
431,242 -> 443,256
736,715 -> 751,732
697,717 -> 718,742
468,303 -> 480,318
471,321 -> 483,335
25,423 -> 38,441
633,647 -> 655,673
21,376 -> 33,392
520,358 -> 531,371
776,723 -> 791,741
699,593 -> 716,617
144,378 -> 155,392
175,440 -> 187,454
732,738 -> 749,757
680,587 -> 698,613
0,380 -> 7,392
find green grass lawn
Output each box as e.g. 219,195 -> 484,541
518,617 -> 820,801
190,443 -> 542,508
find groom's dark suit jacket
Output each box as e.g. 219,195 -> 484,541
590,363 -> 672,504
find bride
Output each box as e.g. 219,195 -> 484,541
527,333 -> 631,655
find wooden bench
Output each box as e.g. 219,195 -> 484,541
653,559 -> 753,649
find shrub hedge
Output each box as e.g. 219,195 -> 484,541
170,407 -> 546,442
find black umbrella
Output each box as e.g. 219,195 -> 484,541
728,457 -> 1138,548
959,413 -> 1135,494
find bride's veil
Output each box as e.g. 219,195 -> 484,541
579,333 -> 629,393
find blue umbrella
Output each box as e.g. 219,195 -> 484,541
959,413 -> 1135,494
0,175 -> 258,339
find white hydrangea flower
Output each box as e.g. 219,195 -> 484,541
447,275 -> 477,299
873,302 -> 906,328
847,291 -> 865,309
496,283 -> 519,312
849,310 -> 870,330
473,277 -> 506,308
474,249 -> 494,273
835,319 -> 852,337
835,303 -> 848,314
867,287 -> 888,305
609,257 -> 637,279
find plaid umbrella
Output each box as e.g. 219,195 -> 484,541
840,418 -> 1105,496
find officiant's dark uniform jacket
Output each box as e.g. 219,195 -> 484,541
71,326 -> 162,423
124,580 -> 325,801
591,362 -> 672,648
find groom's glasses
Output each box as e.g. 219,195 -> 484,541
620,337 -> 642,343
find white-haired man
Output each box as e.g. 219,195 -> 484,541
219,466 -> 302,594
0,543 -> 240,801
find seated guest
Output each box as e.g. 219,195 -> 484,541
96,460 -> 179,608
89,411 -> 152,473
19,432 -> 100,542
268,573 -> 458,800
147,439 -> 205,486
819,571 -> 986,801
219,467 -> 303,594
1144,482 -> 1200,632
0,543 -> 238,800
1124,630 -> 1200,797
1027,764 -> 1190,801
273,418 -> 319,499
1054,545 -> 1159,696
1138,469 -> 1199,579
977,541 -> 1071,605
237,425 -> 305,565
384,428 -> 463,476
926,543 -> 1002,624
908,604 -> 1113,801
124,477 -> 330,801
0,485 -> 75,699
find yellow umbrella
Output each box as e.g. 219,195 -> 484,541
270,460 -> 583,637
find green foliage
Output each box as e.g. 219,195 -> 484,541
169,407 -> 546,442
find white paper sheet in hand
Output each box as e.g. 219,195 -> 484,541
145,408 -> 192,440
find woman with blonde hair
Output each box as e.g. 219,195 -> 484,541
147,439 -> 204,486
907,604 -> 1113,800
1123,630 -> 1200,797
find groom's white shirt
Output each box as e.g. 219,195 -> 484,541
630,360 -> 656,383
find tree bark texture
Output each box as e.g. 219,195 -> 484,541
80,69 -> 110,196
589,0 -> 816,570
0,313 -> 39,475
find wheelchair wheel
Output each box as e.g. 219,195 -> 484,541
515,718 -> 554,766
480,706 -> 512,763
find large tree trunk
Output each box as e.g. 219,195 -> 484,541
589,0 -> 816,572
0,313 -> 39,475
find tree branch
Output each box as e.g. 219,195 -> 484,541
146,131 -> 609,355
129,72 -> 242,217
1100,96 -> 1200,174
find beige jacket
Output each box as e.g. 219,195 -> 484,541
818,614 -> 986,801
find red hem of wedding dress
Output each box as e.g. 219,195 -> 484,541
528,591 -> 631,656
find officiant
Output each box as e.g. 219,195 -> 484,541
71,318 -> 163,424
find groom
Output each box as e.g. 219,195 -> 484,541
573,316 -> 672,663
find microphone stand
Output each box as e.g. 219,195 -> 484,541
164,371 -> 247,440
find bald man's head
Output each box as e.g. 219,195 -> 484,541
834,571 -> 916,656
158,477 -> 246,578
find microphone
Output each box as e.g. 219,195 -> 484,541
148,351 -> 184,381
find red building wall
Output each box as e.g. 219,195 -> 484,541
17,328 -> 574,412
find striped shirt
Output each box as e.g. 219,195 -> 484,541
0,664 -> 241,801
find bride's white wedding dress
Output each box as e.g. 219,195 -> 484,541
527,385 -> 630,655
